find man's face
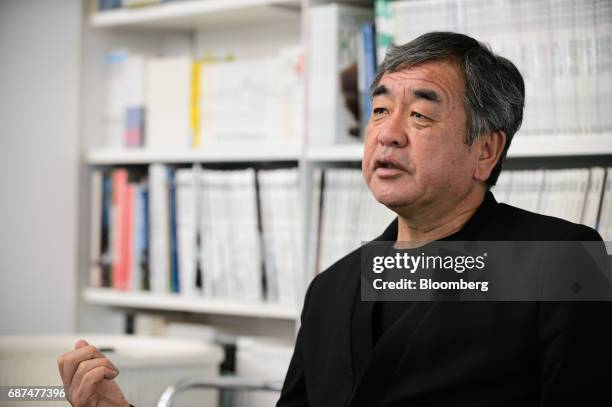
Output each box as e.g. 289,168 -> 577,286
362,59 -> 479,214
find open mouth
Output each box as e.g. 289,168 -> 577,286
374,158 -> 403,171
373,158 -> 405,177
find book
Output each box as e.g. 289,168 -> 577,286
307,4 -> 373,145
258,168 -> 301,305
176,168 -> 199,296
104,51 -> 146,148
145,56 -> 192,150
89,170 -> 104,287
149,164 -> 170,293
111,169 -> 130,290
389,0 -> 612,137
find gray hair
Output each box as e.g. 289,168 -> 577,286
371,31 -> 525,187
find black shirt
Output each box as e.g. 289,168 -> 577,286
370,191 -> 497,344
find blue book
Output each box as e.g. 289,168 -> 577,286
100,173 -> 112,287
168,170 -> 180,293
361,22 -> 377,125
98,0 -> 121,10
140,186 -> 150,291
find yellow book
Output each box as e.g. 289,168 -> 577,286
190,60 -> 201,148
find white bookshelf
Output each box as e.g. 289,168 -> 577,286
86,144 -> 301,164
90,0 -> 301,30
507,134 -> 612,158
79,0 -> 612,336
306,143 -> 364,162
79,0 -> 312,334
83,287 -> 297,320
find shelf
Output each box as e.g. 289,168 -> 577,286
85,144 -> 301,164
306,143 -> 364,162
305,134 -> 612,162
507,134 -> 612,158
90,0 -> 301,30
83,287 -> 298,320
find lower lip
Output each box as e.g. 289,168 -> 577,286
375,166 -> 404,178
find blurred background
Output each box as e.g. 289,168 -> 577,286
0,0 -> 611,405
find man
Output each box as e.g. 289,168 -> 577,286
277,32 -> 611,406
57,32 -> 610,407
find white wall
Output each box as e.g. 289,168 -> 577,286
0,0 -> 81,334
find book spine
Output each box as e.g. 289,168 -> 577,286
168,169 -> 180,293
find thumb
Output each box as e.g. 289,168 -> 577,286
74,339 -> 89,349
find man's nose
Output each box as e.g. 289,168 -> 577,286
377,113 -> 408,148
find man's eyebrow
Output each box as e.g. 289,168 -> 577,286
412,88 -> 441,103
371,84 -> 389,98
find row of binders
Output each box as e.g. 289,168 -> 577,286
494,167 -> 612,241
310,168 -> 397,273
312,166 -> 612,274
103,48 -> 303,150
388,0 -> 612,136
91,165 -> 612,294
89,166 -> 300,305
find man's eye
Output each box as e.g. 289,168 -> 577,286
411,111 -> 430,121
373,107 -> 388,116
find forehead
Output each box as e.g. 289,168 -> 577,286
378,59 -> 465,104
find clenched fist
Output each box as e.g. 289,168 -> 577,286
57,339 -> 130,407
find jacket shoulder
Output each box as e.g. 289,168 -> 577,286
491,202 -> 603,241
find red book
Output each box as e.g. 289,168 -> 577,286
112,169 -> 130,290
121,183 -> 134,291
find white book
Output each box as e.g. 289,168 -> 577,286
259,169 -> 300,305
307,4 -> 372,145
234,169 -> 262,301
199,169 -> 262,301
492,171 -> 513,204
572,169 -> 590,224
104,51 -> 146,148
201,58 -> 273,145
145,56 -> 192,150
148,164 -> 170,293
104,51 -> 128,148
259,170 -> 278,302
198,170 -> 215,298
308,168 -> 323,276
176,168 -> 198,297
277,46 -> 305,145
582,167 -> 606,230
508,170 -> 543,213
200,170 -> 227,298
89,170 -> 103,287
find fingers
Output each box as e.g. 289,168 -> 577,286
70,357 -> 119,398
75,339 -> 89,349
76,365 -> 118,407
57,340 -> 113,391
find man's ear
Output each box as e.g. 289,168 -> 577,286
473,131 -> 506,182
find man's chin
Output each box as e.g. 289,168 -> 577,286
371,191 -> 415,210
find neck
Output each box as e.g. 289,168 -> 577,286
396,186 -> 486,242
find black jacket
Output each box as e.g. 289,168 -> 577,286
278,192 -> 612,407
